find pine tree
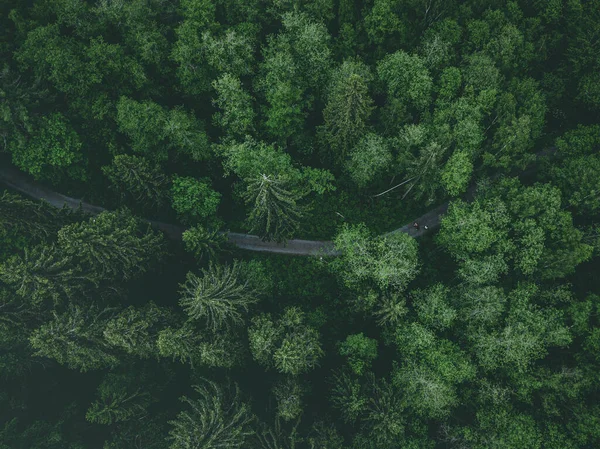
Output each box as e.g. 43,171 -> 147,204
29,304 -> 120,372
168,380 -> 254,449
182,225 -> 227,262
179,262 -> 260,331
86,373 -> 152,425
102,154 -> 169,210
320,64 -> 374,164
57,210 -> 166,282
0,191 -> 71,240
0,243 -> 89,305
243,174 -> 305,242
103,303 -> 172,359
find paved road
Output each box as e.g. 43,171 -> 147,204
0,164 -> 431,255
0,149 -> 554,256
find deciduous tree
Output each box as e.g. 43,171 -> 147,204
339,333 -> 378,375
11,113 -> 85,183
171,175 -> 221,225
345,133 -> 393,188
333,224 -> 420,292
212,73 -> 255,138
248,307 -> 324,375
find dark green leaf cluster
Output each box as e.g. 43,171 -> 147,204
1,0 -> 600,448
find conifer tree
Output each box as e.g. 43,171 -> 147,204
102,154 -> 169,210
168,380 -> 254,449
320,62 -> 374,164
179,261 -> 260,331
243,174 -> 305,242
29,304 -> 120,372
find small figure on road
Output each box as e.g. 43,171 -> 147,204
413,222 -> 419,230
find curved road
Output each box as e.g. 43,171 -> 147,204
0,149 -> 553,256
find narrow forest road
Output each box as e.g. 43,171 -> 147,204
0,149 -> 553,256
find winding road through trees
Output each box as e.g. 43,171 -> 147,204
0,150 -> 553,256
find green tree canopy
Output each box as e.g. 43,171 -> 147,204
170,175 -> 221,225
333,224 -> 420,293
168,380 -> 254,449
248,307 -> 324,375
179,261 -> 264,331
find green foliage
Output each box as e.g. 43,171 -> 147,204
0,409 -> 84,449
182,225 -> 227,262
305,421 -> 344,449
104,303 -> 171,359
377,50 -> 433,113
0,243 -> 87,305
345,133 -> 393,188
319,60 -> 374,164
339,333 -> 378,375
331,371 -> 368,423
0,191 -> 71,240
202,29 -> 255,77
333,224 -> 420,293
438,179 -> 593,279
10,113 -> 85,182
218,139 -> 334,231
86,373 -> 151,425
449,405 -> 543,449
0,210 -> 164,307
3,2 -> 600,447
212,73 -> 255,138
470,284 -> 572,373
248,307 -> 324,375
412,284 -> 456,331
577,72 -> 600,111
179,261 -> 261,331
363,0 -> 407,48
168,380 -> 254,449
258,11 -> 332,141
272,377 -> 304,421
171,175 -> 221,225
394,125 -> 448,205
157,321 -> 243,369
373,293 -> 408,328
243,174 -> 305,241
457,254 -> 508,286
102,155 -> 169,210
29,304 -> 119,372
352,375 -> 411,449
116,97 -> 210,162
219,138 -> 295,180
440,150 -> 473,197
437,199 -> 506,259
546,125 -> 600,214
394,323 -> 476,419
57,210 -> 166,281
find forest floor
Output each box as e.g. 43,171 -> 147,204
0,150 -> 553,256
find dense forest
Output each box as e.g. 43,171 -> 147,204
1,0 -> 600,447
